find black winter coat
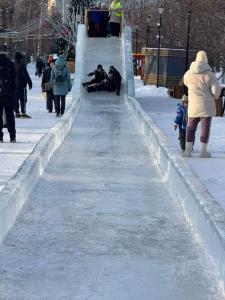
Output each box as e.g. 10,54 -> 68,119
15,60 -> 32,89
36,59 -> 44,72
88,69 -> 107,83
0,55 -> 16,107
41,67 -> 52,92
111,69 -> 122,83
102,78 -> 116,91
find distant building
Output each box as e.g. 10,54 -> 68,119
142,47 -> 196,89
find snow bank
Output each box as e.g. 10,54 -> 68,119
135,78 -> 168,98
127,95 -> 225,292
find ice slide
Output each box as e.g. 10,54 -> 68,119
0,26 -> 223,299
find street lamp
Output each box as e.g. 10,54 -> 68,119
146,16 -> 151,48
135,27 -> 138,54
156,5 -> 164,88
185,0 -> 192,72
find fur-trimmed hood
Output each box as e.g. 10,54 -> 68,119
189,61 -> 211,74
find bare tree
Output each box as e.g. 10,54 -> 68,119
125,0 -> 225,68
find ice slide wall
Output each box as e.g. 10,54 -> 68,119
76,24 -> 225,290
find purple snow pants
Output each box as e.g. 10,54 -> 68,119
186,117 -> 212,144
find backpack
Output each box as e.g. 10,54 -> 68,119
0,64 -> 13,96
54,67 -> 66,86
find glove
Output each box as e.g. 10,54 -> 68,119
174,124 -> 177,130
29,84 -> 32,90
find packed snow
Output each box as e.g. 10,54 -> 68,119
135,77 -> 225,211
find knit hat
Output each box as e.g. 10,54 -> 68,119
196,51 -> 208,63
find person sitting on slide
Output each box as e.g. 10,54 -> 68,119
82,64 -> 107,88
86,71 -> 116,93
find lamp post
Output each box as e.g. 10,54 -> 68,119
135,27 -> 138,54
146,16 -> 151,48
156,5 -> 164,88
185,0 -> 192,72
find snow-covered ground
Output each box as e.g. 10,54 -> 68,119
0,67 -> 224,298
0,63 -> 72,191
135,77 -> 225,211
0,84 -> 223,300
2,69 -> 225,213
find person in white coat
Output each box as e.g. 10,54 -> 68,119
183,51 -> 221,158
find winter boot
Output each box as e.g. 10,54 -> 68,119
21,113 -> 31,119
15,112 -> 21,118
199,142 -> 211,158
182,142 -> 193,157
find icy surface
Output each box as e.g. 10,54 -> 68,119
0,64 -> 72,190
74,25 -> 86,96
0,37 -> 224,299
81,37 -> 123,95
0,95 -> 224,299
135,77 -> 225,211
123,26 -> 135,97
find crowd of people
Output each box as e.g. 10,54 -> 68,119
0,44 -> 222,160
0,47 -> 122,144
82,64 -> 122,96
88,0 -> 122,38
0,51 -> 72,143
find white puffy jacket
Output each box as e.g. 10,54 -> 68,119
184,62 -> 221,117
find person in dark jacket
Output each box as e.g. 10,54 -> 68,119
14,52 -> 32,118
36,57 -> 44,77
82,64 -> 107,88
42,59 -> 55,113
109,65 -> 121,95
0,53 -> 16,142
100,3 -> 110,37
88,3 -> 103,37
86,71 -> 116,92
